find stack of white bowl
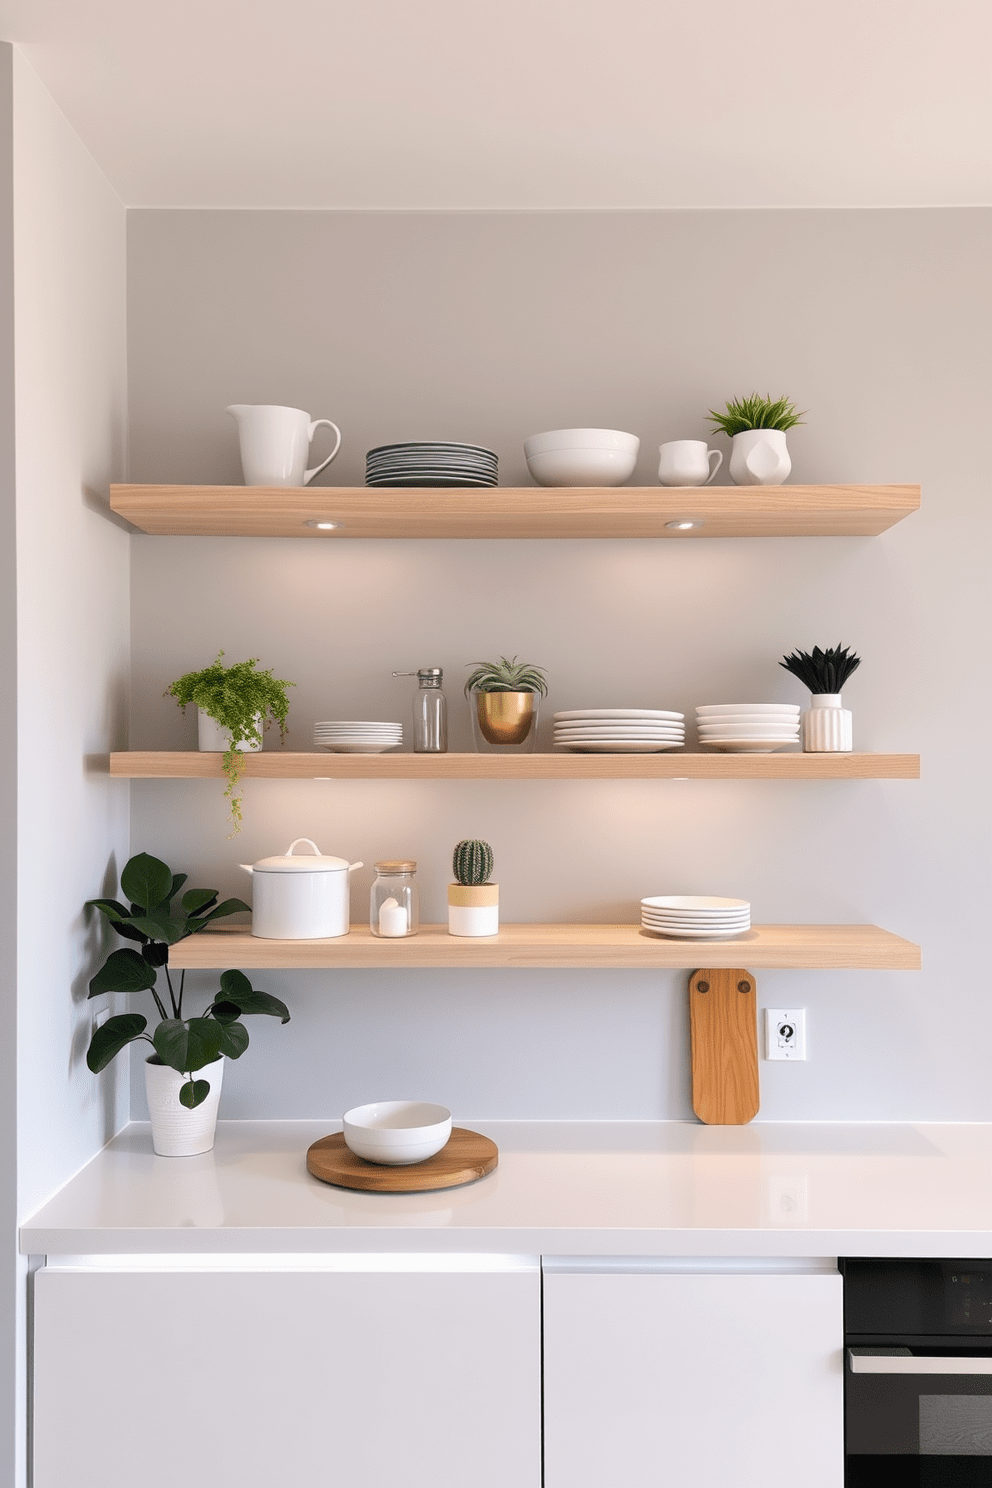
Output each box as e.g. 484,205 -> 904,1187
524,428 -> 639,488
640,895 -> 751,940
313,720 -> 403,754
553,708 -> 685,753
695,703 -> 801,753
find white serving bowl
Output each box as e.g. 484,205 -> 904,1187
525,446 -> 639,488
342,1101 -> 452,1165
524,427 -> 640,456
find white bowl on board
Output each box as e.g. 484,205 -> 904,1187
342,1101 -> 452,1165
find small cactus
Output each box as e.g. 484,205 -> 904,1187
453,839 -> 493,886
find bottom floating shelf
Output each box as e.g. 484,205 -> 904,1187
168,923 -> 920,971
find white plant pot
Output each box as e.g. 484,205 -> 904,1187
145,1055 -> 224,1157
197,708 -> 263,753
728,428 -> 792,486
448,883 -> 499,937
802,694 -> 853,752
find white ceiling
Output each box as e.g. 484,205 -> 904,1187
1,0 -> 989,209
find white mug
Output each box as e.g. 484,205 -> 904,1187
226,404 -> 342,487
657,439 -> 723,488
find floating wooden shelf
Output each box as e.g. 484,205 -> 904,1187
109,483 -> 920,539
109,751 -> 920,781
169,922 -> 920,971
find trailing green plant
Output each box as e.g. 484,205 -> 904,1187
707,393 -> 806,437
780,644 -> 861,694
85,851 -> 289,1108
166,651 -> 294,833
463,656 -> 548,697
453,840 -> 494,886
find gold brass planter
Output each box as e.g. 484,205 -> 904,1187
473,690 -> 537,746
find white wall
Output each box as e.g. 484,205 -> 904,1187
125,207 -> 990,1124
12,45 -> 129,1481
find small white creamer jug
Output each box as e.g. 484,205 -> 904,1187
227,404 -> 342,487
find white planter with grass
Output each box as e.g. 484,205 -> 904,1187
145,1055 -> 224,1157
728,428 -> 792,486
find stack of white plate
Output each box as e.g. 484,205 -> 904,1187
695,703 -> 801,753
365,442 -> 498,488
313,720 -> 403,754
553,708 -> 685,753
641,895 -> 751,940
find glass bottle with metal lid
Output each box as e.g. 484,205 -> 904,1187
369,860 -> 420,938
392,667 -> 448,753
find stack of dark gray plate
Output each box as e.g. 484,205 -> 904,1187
365,442 -> 498,488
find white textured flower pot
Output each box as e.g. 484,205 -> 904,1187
145,1055 -> 224,1157
802,694 -> 853,752
448,883 -> 499,937
197,708 -> 263,753
728,428 -> 792,486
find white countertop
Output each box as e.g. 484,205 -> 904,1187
21,1120 -> 992,1258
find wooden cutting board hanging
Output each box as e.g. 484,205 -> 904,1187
689,967 -> 759,1124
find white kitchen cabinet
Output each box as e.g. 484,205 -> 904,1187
543,1260 -> 843,1488
33,1256 -> 541,1488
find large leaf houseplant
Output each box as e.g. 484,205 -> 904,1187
86,852 -> 289,1151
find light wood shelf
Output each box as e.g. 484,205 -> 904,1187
168,922 -> 920,971
109,751 -> 920,781
109,483 -> 920,539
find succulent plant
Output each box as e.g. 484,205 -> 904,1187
780,644 -> 861,694
463,655 -> 548,697
707,393 -> 806,437
453,839 -> 494,886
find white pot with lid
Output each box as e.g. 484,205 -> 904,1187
241,838 -> 363,939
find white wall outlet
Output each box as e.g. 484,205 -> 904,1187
765,1008 -> 806,1060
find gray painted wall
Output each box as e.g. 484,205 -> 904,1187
126,207 -> 989,1122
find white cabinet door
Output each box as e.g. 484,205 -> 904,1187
543,1261 -> 843,1488
34,1257 -> 541,1488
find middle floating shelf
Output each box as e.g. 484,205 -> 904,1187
169,923 -> 921,971
110,751 -> 920,781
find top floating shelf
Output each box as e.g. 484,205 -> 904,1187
109,484 -> 921,540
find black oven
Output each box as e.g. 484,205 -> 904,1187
843,1259 -> 992,1487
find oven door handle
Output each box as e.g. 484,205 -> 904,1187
849,1350 -> 992,1375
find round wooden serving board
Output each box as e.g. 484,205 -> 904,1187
306,1128 -> 498,1193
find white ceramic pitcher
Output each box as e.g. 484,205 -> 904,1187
227,404 -> 342,487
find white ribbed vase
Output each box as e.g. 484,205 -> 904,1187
145,1055 -> 224,1157
802,694 -> 853,752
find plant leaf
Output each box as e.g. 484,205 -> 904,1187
86,1013 -> 147,1072
120,854 -> 174,912
219,970 -> 290,1023
126,911 -> 191,946
179,1079 -> 209,1109
194,897 -> 251,927
85,899 -> 150,944
181,888 -> 218,916
169,873 -> 188,902
214,1019 -> 249,1059
153,1017 -> 225,1073
88,947 -> 158,997
210,999 -> 242,1026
